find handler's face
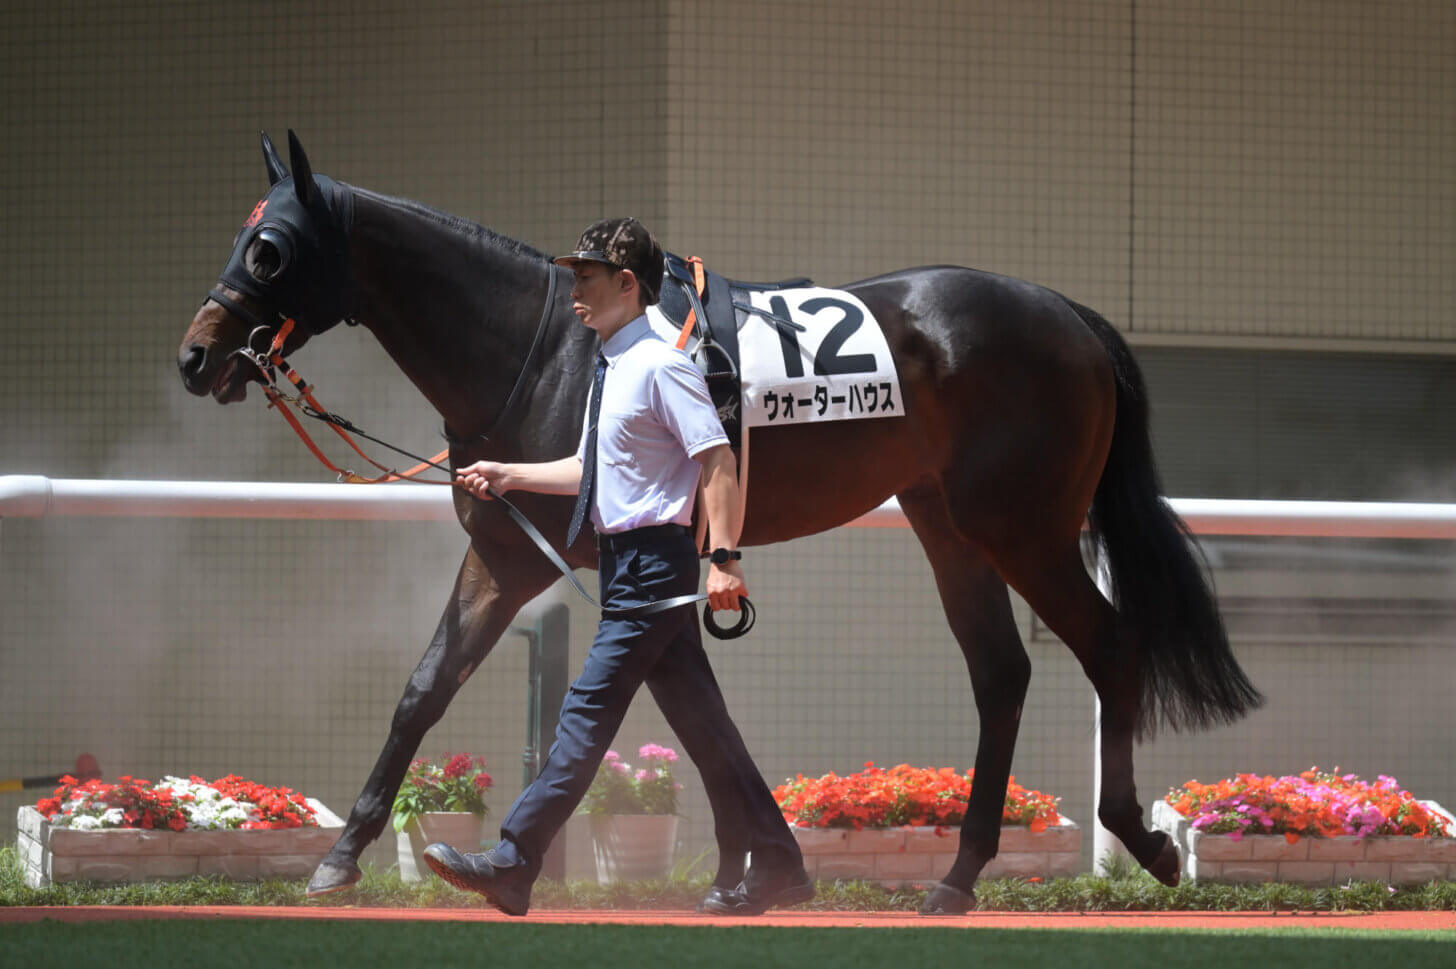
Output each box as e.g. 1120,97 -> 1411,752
570,262 -> 638,338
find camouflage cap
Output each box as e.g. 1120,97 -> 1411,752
554,217 -> 664,305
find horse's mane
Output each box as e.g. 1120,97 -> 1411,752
348,185 -> 553,265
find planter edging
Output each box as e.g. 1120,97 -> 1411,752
16,800 -> 343,888
590,814 -> 678,885
1151,798 -> 1456,885
790,816 -> 1081,886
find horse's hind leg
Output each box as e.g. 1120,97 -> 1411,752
900,490 -> 1032,916
995,540 -> 1179,885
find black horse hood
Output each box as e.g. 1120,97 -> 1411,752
213,131 -> 356,335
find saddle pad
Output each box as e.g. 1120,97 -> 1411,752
647,284 -> 901,429
737,287 -> 901,427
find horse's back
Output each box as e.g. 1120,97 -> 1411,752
741,265 -> 1117,546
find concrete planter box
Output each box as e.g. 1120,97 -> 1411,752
16,801 -> 343,888
791,816 -> 1081,886
1151,798 -> 1456,885
590,814 -> 679,884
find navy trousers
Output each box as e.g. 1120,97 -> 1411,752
493,528 -> 800,882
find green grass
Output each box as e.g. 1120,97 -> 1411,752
4,845 -> 1454,912
2,920 -> 1454,969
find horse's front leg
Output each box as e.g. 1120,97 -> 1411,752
306,545 -> 551,896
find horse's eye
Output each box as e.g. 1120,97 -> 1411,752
244,228 -> 291,282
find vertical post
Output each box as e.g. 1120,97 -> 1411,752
517,603 -> 570,880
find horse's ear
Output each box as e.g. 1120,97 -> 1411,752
261,131 -> 289,185
287,129 -> 316,206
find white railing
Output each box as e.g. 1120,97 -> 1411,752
7,475 -> 1456,538
6,474 -> 1456,869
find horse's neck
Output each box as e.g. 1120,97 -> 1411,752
346,190 -> 585,453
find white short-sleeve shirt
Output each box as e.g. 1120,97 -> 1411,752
576,315 -> 728,534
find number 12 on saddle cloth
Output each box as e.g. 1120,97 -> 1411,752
647,285 -> 902,429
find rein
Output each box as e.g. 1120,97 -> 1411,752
224,270 -> 753,638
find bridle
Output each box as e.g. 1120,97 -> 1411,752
219,264 -> 558,484
216,270 -> 754,639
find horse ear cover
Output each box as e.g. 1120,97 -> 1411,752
287,129 -> 315,206
261,131 -> 289,186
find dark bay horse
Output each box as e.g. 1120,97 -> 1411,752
177,132 -> 1262,912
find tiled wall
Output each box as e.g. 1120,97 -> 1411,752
2,0 -> 1452,878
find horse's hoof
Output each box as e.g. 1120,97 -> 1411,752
1147,832 -> 1181,887
306,860 -> 363,898
919,881 -> 975,916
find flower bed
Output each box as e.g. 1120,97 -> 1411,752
1153,768 -> 1456,885
17,774 -> 342,888
391,753 -> 493,834
580,745 -> 682,884
580,744 -> 681,818
774,764 -> 1079,886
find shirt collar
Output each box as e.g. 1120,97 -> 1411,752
600,314 -> 652,367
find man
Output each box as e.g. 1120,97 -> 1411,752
425,217 -> 813,917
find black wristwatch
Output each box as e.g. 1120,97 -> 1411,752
709,547 -> 742,566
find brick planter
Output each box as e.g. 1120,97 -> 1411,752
1151,798 -> 1456,885
16,801 -> 343,888
791,817 -> 1081,886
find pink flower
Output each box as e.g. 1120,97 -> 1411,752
639,744 -> 678,763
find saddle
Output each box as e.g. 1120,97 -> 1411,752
656,253 -> 813,558
657,252 -> 813,449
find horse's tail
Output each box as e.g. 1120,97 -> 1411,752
1067,298 -> 1264,738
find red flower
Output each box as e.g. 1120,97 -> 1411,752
773,763 -> 1060,830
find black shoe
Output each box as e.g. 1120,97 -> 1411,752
422,843 -> 533,916
699,866 -> 815,916
695,885 -> 740,914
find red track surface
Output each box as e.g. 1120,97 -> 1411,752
2,906 -> 1453,931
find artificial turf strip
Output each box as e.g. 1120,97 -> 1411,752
2,920 -> 1455,969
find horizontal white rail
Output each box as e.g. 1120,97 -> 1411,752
5,475 -> 1456,538
0,475 -> 456,522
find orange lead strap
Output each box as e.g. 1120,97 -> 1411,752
260,318 -> 451,484
674,256 -> 707,350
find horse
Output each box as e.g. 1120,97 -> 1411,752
177,131 -> 1262,913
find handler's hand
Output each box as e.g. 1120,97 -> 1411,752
455,460 -> 508,500
706,560 -> 748,613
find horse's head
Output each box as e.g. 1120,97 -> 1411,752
177,130 -> 355,403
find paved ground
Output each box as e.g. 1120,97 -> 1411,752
3,906 -> 1454,931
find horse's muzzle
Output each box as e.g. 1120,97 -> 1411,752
178,344 -> 210,395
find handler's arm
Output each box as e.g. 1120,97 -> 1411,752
455,456 -> 582,499
696,443 -> 748,612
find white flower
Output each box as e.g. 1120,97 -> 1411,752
68,814 -> 102,830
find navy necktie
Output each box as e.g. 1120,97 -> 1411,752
566,353 -> 607,547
